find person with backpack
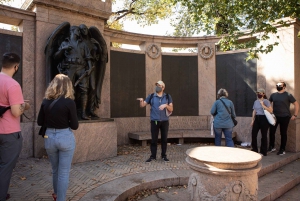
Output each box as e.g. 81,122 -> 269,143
0,53 -> 30,201
138,80 -> 173,162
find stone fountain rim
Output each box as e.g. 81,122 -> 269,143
186,146 -> 262,170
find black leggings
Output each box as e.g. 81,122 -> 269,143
251,115 -> 269,155
269,116 -> 290,151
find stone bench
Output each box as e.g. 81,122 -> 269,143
128,129 -> 237,146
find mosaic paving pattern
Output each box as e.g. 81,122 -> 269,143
8,143 -> 209,201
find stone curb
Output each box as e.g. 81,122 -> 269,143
80,152 -> 300,201
80,169 -> 194,201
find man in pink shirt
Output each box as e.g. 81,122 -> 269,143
0,53 -> 30,201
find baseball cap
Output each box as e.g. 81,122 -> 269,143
155,80 -> 165,88
256,88 -> 265,94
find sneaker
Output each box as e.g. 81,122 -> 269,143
277,150 -> 285,155
145,157 -> 156,163
268,146 -> 276,152
162,156 -> 169,162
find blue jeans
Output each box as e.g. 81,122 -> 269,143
213,127 -> 234,147
45,128 -> 76,201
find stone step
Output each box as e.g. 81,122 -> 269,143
274,182 -> 300,201
258,152 -> 300,178
258,157 -> 300,201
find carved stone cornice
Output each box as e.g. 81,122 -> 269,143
21,0 -> 112,20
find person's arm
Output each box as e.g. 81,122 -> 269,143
10,103 -> 29,117
251,109 -> 256,126
210,102 -> 217,116
138,98 -> 148,108
37,103 -> 45,126
159,103 -> 173,112
291,101 -> 299,120
230,102 -> 236,118
68,100 -> 79,130
9,85 -> 30,117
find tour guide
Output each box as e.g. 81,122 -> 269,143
138,81 -> 173,162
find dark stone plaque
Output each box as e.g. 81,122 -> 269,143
0,33 -> 22,86
110,50 -> 146,118
162,55 -> 198,116
216,52 -> 257,117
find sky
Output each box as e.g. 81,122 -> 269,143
112,1 -> 174,36
0,0 -> 173,36
122,19 -> 174,36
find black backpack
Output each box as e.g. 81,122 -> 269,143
0,106 -> 11,118
148,93 -> 170,106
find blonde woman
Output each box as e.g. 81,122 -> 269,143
37,74 -> 78,201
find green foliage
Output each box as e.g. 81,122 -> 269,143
109,0 -> 174,27
173,0 -> 300,59
0,0 -> 11,4
111,0 -> 300,59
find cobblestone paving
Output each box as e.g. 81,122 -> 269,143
8,143 -> 211,201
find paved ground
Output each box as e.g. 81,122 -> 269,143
7,143 -> 300,201
8,143 -> 202,201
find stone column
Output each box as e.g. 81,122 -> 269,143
257,20 -> 299,152
140,42 -> 162,117
186,146 -> 261,201
198,42 -> 216,115
19,19 -> 36,158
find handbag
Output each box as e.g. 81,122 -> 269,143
219,99 -> 238,127
166,109 -> 172,117
263,109 -> 276,126
39,97 -> 61,138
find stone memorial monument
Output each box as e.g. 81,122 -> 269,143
45,22 -> 108,120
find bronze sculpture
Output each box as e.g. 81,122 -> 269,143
45,22 -> 108,120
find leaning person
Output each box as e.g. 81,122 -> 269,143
251,89 -> 273,156
37,74 -> 78,201
0,53 -> 30,201
138,80 -> 173,162
210,88 -> 236,147
268,81 -> 299,155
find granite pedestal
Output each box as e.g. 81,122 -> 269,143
186,146 -> 262,201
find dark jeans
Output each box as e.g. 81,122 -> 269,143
252,115 -> 269,155
0,132 -> 23,201
269,116 -> 290,151
150,121 -> 169,158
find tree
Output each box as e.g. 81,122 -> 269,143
108,0 -> 174,28
110,0 -> 300,59
172,0 -> 300,59
0,0 -> 14,5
